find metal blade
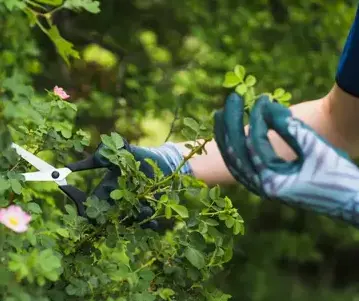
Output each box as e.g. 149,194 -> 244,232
21,168 -> 72,186
22,171 -> 55,182
11,143 -> 55,171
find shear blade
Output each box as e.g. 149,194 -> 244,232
22,168 -> 72,185
11,143 -> 55,171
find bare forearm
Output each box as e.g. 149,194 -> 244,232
176,84 -> 359,186
177,139 -> 236,185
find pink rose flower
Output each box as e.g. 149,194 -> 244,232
53,85 -> 70,100
0,205 -> 32,233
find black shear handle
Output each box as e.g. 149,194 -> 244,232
59,185 -> 87,217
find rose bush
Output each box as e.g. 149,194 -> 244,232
0,1 -> 292,301
0,80 -> 247,301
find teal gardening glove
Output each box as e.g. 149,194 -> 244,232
215,93 -> 359,227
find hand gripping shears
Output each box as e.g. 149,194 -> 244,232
10,142 -> 159,228
11,142 -> 120,218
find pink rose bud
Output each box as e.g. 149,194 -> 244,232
53,85 -> 70,100
0,205 -> 32,233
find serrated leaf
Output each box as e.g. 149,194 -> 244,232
225,216 -> 234,228
184,117 -> 200,132
165,206 -> 172,219
64,0 -> 100,14
273,88 -> 285,98
235,83 -> 247,95
170,204 -> 188,218
277,92 -> 292,102
234,65 -> 246,81
222,71 -> 241,88
1,0 -> 26,10
203,218 -> 219,226
0,177 -> 10,192
181,127 -> 197,141
48,25 -> 80,65
110,189 -> 124,200
209,186 -> 220,200
111,132 -> 124,149
245,75 -> 257,87
184,247 -> 205,269
56,228 -> 69,237
233,220 -> 244,235
27,202 -> 42,214
10,179 -> 22,194
36,0 -> 63,5
159,288 -> 175,300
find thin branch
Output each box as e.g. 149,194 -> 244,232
164,101 -> 181,142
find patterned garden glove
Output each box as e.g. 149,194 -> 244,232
248,97 -> 359,227
92,139 -> 193,230
215,93 -> 359,227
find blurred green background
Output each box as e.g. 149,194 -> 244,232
2,0 -> 359,300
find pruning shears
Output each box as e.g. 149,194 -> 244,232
11,142 -> 121,218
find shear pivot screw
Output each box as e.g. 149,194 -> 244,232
51,171 -> 60,179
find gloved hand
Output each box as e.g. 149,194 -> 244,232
91,138 -> 193,230
215,93 -> 359,227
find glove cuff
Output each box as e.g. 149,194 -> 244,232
154,142 -> 194,175
143,142 -> 194,176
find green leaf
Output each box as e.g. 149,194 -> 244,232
0,177 -> 10,192
209,185 -> 220,200
233,220 -> 244,235
65,278 -> 89,296
184,247 -> 206,269
48,25 -> 80,65
165,206 -> 172,219
222,71 -> 241,88
64,0 -> 101,14
56,228 -> 69,238
159,288 -> 175,300
225,216 -> 234,228
111,132 -> 124,149
1,0 -> 26,10
235,83 -> 247,95
184,117 -> 200,132
277,92 -> 292,102
273,88 -> 285,98
169,204 -> 188,218
181,127 -> 197,141
234,65 -> 246,81
110,189 -> 124,200
203,218 -> 219,226
215,198 -> 225,208
101,134 -> 117,150
35,0 -> 63,5
10,179 -> 22,194
27,202 -> 42,214
245,75 -> 257,87
85,196 -> 110,219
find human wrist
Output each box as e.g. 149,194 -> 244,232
321,84 -> 359,158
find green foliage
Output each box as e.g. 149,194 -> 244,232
223,64 -> 292,108
1,1 -> 359,301
0,82 -> 246,300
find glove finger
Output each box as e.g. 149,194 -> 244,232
214,93 -> 261,194
248,96 -> 303,173
215,93 -> 256,174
